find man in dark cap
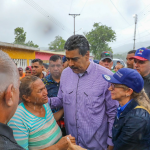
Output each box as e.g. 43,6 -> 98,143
99,51 -> 114,72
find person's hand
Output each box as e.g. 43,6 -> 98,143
55,136 -> 68,150
68,135 -> 76,145
107,145 -> 114,150
55,135 -> 76,150
67,137 -> 87,150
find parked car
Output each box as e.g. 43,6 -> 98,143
112,59 -> 126,70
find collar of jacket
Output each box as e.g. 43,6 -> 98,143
143,73 -> 150,81
0,122 -> 17,143
119,99 -> 138,118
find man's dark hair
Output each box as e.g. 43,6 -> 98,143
128,50 -> 136,54
31,59 -> 43,65
49,55 -> 62,62
64,34 -> 90,56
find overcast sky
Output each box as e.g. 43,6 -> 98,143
1,0 -> 150,52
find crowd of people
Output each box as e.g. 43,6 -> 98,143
0,34 -> 150,150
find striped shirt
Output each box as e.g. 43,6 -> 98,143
8,103 -> 62,150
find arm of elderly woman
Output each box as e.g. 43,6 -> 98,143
41,136 -> 76,150
53,109 -> 64,121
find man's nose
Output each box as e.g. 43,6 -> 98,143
68,60 -> 74,67
134,62 -> 138,68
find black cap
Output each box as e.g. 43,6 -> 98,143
100,51 -> 113,61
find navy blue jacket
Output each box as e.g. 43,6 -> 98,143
112,99 -> 150,150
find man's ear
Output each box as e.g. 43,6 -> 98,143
85,51 -> 90,60
42,65 -> 44,70
5,84 -> 14,107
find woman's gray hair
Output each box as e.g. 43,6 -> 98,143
0,50 -> 19,98
19,76 -> 39,102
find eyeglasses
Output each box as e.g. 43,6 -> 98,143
110,83 -> 125,90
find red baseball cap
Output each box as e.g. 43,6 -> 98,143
130,47 -> 150,61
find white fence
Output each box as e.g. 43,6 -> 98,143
13,59 -> 27,71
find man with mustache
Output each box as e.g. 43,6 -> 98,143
49,35 -> 118,150
130,47 -> 150,99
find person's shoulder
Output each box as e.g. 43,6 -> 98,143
128,106 -> 150,121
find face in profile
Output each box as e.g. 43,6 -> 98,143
26,79 -> 48,105
126,53 -> 135,69
134,59 -> 150,77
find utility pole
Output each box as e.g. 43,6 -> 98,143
133,14 -> 137,50
69,14 -> 80,35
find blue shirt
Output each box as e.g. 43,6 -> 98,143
117,100 -> 132,119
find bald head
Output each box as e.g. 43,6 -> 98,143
0,51 -> 19,98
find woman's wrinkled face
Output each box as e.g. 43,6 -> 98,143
108,83 -> 127,101
28,79 -> 48,105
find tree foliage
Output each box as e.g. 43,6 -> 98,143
25,41 -> 39,48
49,36 -> 66,51
147,46 -> 150,49
84,23 -> 116,59
14,27 -> 39,48
14,27 -> 26,44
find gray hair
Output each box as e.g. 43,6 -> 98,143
0,50 -> 19,97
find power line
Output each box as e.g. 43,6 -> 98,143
69,0 -> 74,13
24,0 -> 72,34
109,0 -> 130,25
80,0 -> 88,14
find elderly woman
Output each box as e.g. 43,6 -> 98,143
8,76 -> 75,150
102,68 -> 150,150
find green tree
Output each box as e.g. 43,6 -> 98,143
14,27 -> 39,48
84,23 -> 116,59
147,46 -> 150,49
25,41 -> 39,48
49,36 -> 66,51
14,27 -> 26,44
